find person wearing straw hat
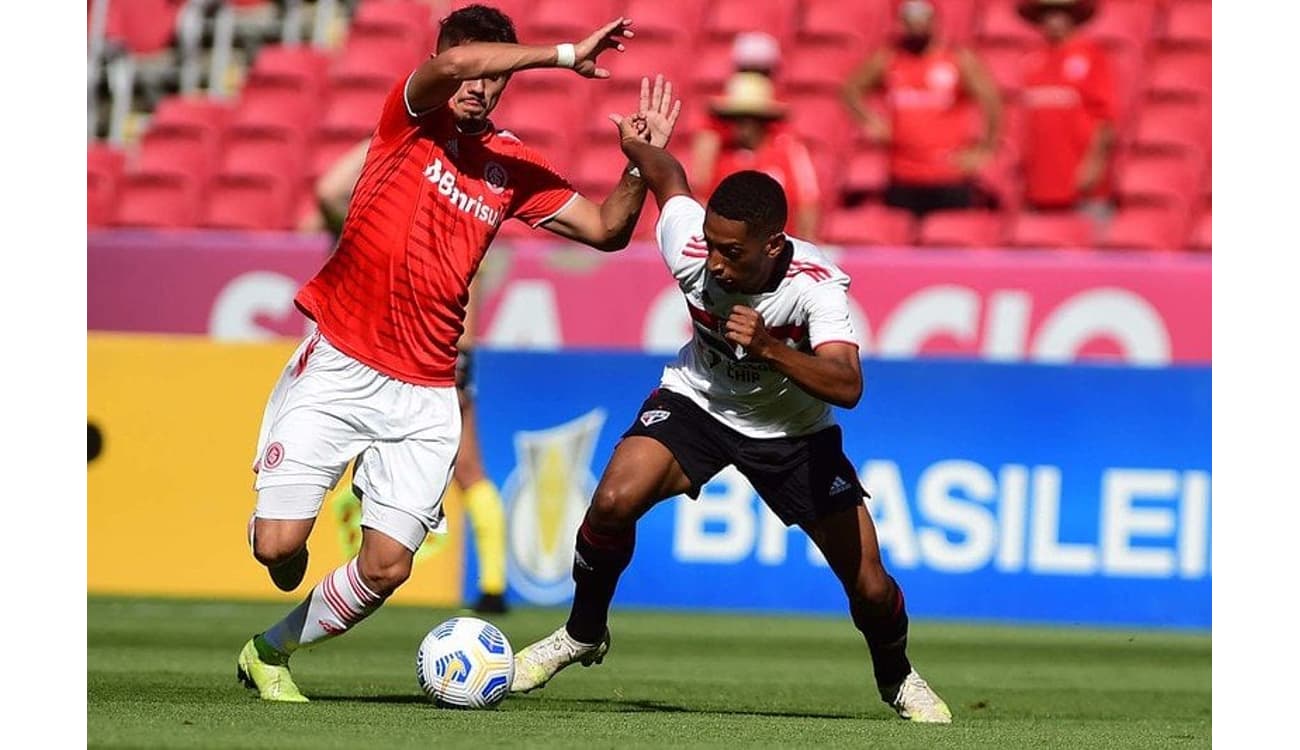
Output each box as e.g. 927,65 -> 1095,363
700,71 -> 822,239
1016,0 -> 1117,215
842,0 -> 1003,218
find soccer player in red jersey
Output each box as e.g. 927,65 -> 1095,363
510,93 -> 952,723
236,5 -> 676,702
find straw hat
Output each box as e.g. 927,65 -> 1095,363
1016,0 -> 1097,25
710,72 -> 788,120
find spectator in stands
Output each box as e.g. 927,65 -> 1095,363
1017,0 -> 1116,216
841,0 -> 1002,218
699,72 -> 821,239
689,32 -> 783,196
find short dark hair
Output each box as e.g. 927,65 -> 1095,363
707,170 -> 788,237
437,4 -> 517,51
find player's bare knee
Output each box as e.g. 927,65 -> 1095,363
357,555 -> 412,596
251,535 -> 299,568
588,485 -> 639,532
854,566 -> 894,607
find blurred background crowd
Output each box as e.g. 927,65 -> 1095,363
87,0 -> 1211,251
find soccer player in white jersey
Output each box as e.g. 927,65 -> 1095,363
511,106 -> 953,724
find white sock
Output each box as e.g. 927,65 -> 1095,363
262,558 -> 383,655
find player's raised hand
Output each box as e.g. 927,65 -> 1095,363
607,112 -> 649,144
636,75 -> 683,148
571,18 -> 633,79
724,305 -> 777,359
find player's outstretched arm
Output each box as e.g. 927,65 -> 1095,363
406,18 -> 633,114
613,121 -> 691,210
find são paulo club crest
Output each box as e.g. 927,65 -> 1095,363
503,409 -> 606,604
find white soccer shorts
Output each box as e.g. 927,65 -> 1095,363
251,330 -> 461,551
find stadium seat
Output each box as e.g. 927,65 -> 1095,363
784,93 -> 852,156
201,174 -> 297,231
571,147 -> 629,199
797,0 -> 889,50
1006,211 -> 1095,249
820,205 -> 916,247
231,85 -> 316,135
246,45 -> 331,97
1187,209 -> 1211,251
1130,99 -> 1210,156
976,0 -> 1039,52
977,44 -> 1028,97
690,40 -> 740,98
331,36 -> 424,90
1097,207 -> 1187,251
150,96 -> 234,133
522,0 -> 621,40
88,142 -> 126,183
838,147 -> 889,198
112,172 -> 202,228
133,129 -> 220,183
780,44 -> 861,95
599,38 -> 687,97
88,144 -> 125,228
702,0 -> 799,46
1116,153 -> 1203,209
320,85 -> 390,143
1143,49 -> 1212,101
103,0 -> 182,55
348,0 -> 435,51
489,88 -> 578,161
624,0 -> 705,42
219,130 -> 309,183
932,0 -> 979,44
311,134 -> 368,183
917,210 -> 1006,248
1082,0 -> 1156,54
1162,0 -> 1212,48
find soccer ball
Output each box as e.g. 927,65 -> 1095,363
416,616 -> 514,709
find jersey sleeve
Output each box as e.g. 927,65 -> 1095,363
655,195 -> 708,280
507,148 -> 579,228
803,278 -> 859,350
375,74 -> 433,143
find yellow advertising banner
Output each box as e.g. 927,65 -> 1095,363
88,333 -> 463,605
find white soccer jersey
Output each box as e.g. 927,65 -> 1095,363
654,195 -> 859,439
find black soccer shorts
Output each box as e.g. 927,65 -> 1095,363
620,388 -> 867,527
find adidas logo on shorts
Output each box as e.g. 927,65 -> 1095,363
830,476 -> 853,496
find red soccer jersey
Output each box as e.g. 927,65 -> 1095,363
295,79 -> 576,385
883,47 -> 977,185
1021,37 -> 1117,208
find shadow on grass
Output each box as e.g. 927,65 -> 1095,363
311,694 -> 871,720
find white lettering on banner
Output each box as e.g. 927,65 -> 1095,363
983,291 -> 1034,361
917,460 -> 998,573
1101,469 -> 1179,577
669,460 -> 1211,580
484,280 -> 562,349
1029,466 -> 1099,575
878,285 -> 980,356
209,271 -> 313,340
1033,288 -> 1170,365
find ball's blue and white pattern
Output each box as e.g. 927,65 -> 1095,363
416,617 -> 514,709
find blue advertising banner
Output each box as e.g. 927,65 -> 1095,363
467,351 -> 1210,629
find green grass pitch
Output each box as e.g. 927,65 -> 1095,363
88,596 -> 1210,748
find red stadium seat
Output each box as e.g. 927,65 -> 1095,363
104,0 -> 182,55
690,40 -> 740,98
133,130 -> 220,183
703,0 -> 799,46
917,210 -> 1006,248
151,96 -> 234,133
310,135 -> 368,183
1187,209 -> 1211,251
489,88 -> 578,162
1097,207 -> 1187,251
1006,211 -> 1095,249
784,93 -> 853,156
332,36 -> 423,90
219,130 -> 309,182
571,147 -> 629,199
821,205 -> 916,247
247,45 -> 331,97
1116,153 -> 1203,209
976,0 -> 1039,52
320,85 -> 390,142
112,172 -> 202,228
977,44 -> 1028,97
1143,49 -> 1212,101
1130,99 -> 1210,156
88,143 -> 126,183
838,147 -> 889,198
780,44 -> 860,95
599,38 -> 687,97
201,174 -> 297,231
1162,0 -> 1212,48
1082,0 -> 1156,54
231,85 -> 316,135
88,144 -> 126,228
348,0 -> 435,51
624,0 -> 705,42
522,0 -> 621,40
933,0 -> 979,44
798,0 -> 889,50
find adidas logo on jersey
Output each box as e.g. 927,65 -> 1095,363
829,476 -> 854,496
424,158 -> 503,228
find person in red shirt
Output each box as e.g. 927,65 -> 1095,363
700,72 -> 822,239
235,5 -> 684,702
841,0 -> 1002,218
689,31 -> 784,193
1017,0 -> 1116,212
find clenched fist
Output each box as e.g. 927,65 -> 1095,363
724,305 -> 777,359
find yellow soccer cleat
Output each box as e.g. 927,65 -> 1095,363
237,638 -> 309,703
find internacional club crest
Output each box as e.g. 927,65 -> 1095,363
503,409 -> 606,604
484,161 -> 508,195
